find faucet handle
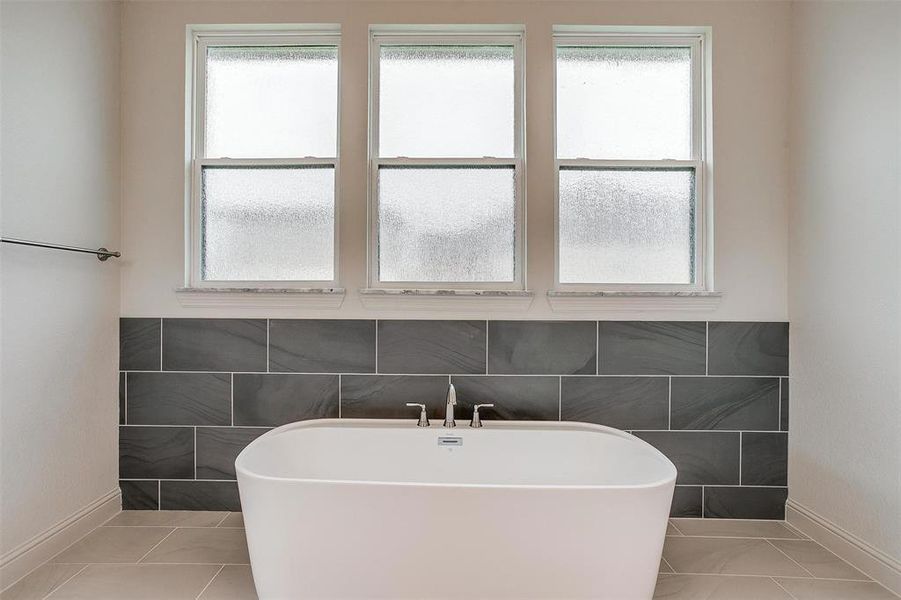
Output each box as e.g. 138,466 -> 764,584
405,403 -> 430,427
470,403 -> 495,428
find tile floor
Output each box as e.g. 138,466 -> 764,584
2,512 -> 897,599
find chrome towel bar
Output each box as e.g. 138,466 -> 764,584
1,237 -> 121,261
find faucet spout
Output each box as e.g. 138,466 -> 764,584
443,383 -> 457,428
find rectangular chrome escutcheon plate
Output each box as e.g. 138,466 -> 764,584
437,437 -> 463,447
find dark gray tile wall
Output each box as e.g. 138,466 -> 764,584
120,318 -> 161,371
708,322 -> 789,376
378,320 -> 486,374
561,376 -> 669,430
269,319 -> 375,373
598,321 -> 706,375
119,319 -> 788,518
233,374 -> 338,426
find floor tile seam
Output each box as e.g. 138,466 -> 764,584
769,576 -> 801,600
135,528 -> 179,564
37,564 -> 89,600
666,534 -> 808,540
660,556 -> 676,573
193,564 -> 226,600
661,570 -> 874,581
765,539 -> 818,578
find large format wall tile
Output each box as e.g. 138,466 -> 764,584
269,319 -> 375,373
233,373 -> 338,426
377,320 -> 486,374
704,486 -> 788,519
120,481 -> 159,510
450,376 -> 559,420
561,376 -> 668,430
634,431 -> 740,485
741,432 -> 788,486
708,322 -> 789,376
160,481 -> 241,511
488,321 -> 596,375
162,319 -> 266,372
126,372 -> 231,426
670,377 -> 780,430
670,486 -> 702,517
341,375 -> 449,419
119,426 -> 194,479
196,427 -> 269,480
120,318 -> 160,371
598,322 -> 706,375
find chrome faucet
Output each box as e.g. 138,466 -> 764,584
443,383 -> 457,428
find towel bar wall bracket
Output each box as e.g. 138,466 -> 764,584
1,237 -> 121,261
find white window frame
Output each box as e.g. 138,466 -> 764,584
367,26 -> 526,291
552,27 -> 713,293
185,25 -> 341,290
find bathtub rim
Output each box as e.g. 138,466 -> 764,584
235,418 -> 678,491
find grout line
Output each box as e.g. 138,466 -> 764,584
739,432 -> 743,485
124,372 -> 127,426
558,376 -> 562,421
778,377 -> 782,431
118,369 -> 785,379
374,320 -> 379,374
338,374 -> 342,418
668,519 -> 685,536
230,374 -> 234,427
135,528 -> 178,564
158,481 -> 161,511
119,370 -> 785,379
115,424 -> 787,435
765,539 -> 817,578
595,321 -> 599,375
770,576 -> 801,600
667,377 -> 672,430
485,319 -> 489,374
701,486 -> 706,517
266,319 -> 270,373
649,571 -> 872,581
193,427 -> 197,479
214,512 -> 231,527
705,321 -> 709,375
194,564 -> 225,600
159,318 -> 163,371
660,556 -> 675,574
39,564 -> 89,600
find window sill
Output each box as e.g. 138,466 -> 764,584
547,290 -> 722,312
175,287 -> 346,309
359,288 -> 534,311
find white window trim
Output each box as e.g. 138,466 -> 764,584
366,26 -> 527,292
184,25 -> 342,291
551,27 -> 714,294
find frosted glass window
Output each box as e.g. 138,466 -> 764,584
201,166 -> 335,281
205,46 -> 338,158
379,46 -> 514,158
556,46 -> 692,160
558,168 -> 695,284
378,167 -> 515,282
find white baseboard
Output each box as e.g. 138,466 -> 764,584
786,499 -> 901,596
0,488 -> 121,591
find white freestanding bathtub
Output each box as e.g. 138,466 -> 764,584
236,419 -> 676,600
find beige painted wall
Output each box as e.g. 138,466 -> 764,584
120,0 -> 791,320
788,1 -> 901,562
0,1 -> 121,556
